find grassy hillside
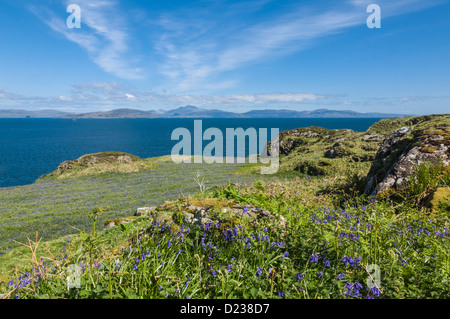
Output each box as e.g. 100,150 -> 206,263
0,156 -> 275,256
0,115 -> 448,299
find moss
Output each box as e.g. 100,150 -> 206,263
376,187 -> 397,199
421,146 -> 438,153
426,187 -> 450,212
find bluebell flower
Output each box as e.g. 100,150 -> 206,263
282,252 -> 289,258
309,254 -> 319,263
256,267 -> 263,277
296,273 -> 303,281
370,287 -> 380,297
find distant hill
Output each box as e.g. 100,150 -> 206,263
0,106 -> 407,119
240,108 -> 405,118
0,109 -> 71,118
60,108 -> 161,119
161,105 -> 237,118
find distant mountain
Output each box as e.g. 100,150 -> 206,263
240,108 -> 405,118
0,109 -> 72,118
60,108 -> 161,119
161,105 -> 237,118
0,106 -> 407,119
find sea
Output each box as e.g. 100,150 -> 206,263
0,118 -> 383,188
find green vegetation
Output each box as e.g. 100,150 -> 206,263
0,156 -> 272,256
0,115 -> 449,299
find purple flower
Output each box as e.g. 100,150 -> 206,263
309,254 -> 319,263
370,287 -> 380,297
337,273 -> 345,280
256,267 -> 263,277
132,264 -> 138,271
243,206 -> 248,214
185,277 -> 192,288
324,260 -> 331,267
296,273 -> 303,281
282,252 -> 289,258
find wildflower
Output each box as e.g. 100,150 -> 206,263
296,273 -> 303,281
132,264 -> 138,271
309,254 -> 319,263
370,287 -> 380,297
282,252 -> 289,258
317,271 -> 323,279
185,277 -> 192,288
337,273 -> 345,280
227,264 -> 233,272
324,260 -> 331,267
243,206 -> 248,214
256,267 -> 263,277
277,291 -> 284,298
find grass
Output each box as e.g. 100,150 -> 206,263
0,156 -> 277,256
0,181 -> 448,299
0,115 -> 449,299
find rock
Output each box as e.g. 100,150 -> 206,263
324,143 -> 344,158
104,217 -> 136,228
178,202 -> 285,228
361,133 -> 384,142
51,152 -> 142,175
181,209 -> 213,227
135,207 -> 157,217
365,125 -> 450,196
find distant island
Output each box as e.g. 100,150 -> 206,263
0,105 -> 408,119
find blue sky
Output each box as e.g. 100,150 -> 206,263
0,0 -> 449,114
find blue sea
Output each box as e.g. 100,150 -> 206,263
0,118 -> 382,188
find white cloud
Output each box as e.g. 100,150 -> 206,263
29,0 -> 142,79
154,0 -> 446,90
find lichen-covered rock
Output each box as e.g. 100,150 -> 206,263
135,207 -> 157,217
324,142 -> 345,158
365,125 -> 450,196
104,216 -> 136,229
178,203 -> 286,228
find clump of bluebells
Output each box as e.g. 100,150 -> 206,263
1,188 -> 448,299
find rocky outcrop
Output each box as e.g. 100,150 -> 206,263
127,200 -> 287,230
178,204 -> 286,228
135,207 -> 157,217
365,124 -> 450,196
52,152 -> 142,175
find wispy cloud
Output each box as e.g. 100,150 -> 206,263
155,0 -> 446,90
29,0 -> 142,79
